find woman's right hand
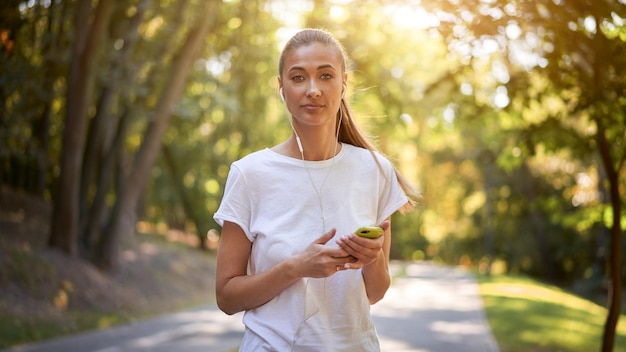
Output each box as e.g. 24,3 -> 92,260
290,229 -> 356,278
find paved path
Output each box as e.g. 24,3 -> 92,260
372,262 -> 499,352
4,262 -> 499,352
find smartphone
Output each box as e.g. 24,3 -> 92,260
355,226 -> 383,239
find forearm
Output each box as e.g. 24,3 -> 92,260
217,224 -> 349,315
361,249 -> 391,304
217,257 -> 301,315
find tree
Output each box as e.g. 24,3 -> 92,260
92,0 -> 221,270
422,0 -> 626,349
49,0 -> 114,256
40,0 -> 222,269
156,0 -> 283,246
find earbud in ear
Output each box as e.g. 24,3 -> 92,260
280,88 -> 285,103
341,84 -> 347,99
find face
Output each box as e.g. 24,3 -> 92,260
279,42 -> 347,129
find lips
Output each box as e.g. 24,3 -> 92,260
301,103 -> 325,111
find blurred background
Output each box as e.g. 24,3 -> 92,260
1,0 -> 625,350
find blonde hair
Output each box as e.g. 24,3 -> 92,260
279,29 -> 417,212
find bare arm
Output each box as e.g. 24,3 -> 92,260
215,221 -> 355,315
336,218 -> 392,304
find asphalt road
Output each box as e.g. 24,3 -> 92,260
4,262 -> 499,352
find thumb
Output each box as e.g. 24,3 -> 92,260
313,228 -> 336,245
378,220 -> 390,232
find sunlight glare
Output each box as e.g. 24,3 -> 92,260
442,104 -> 456,125
508,40 -> 543,70
503,3 -> 517,16
269,0 -> 313,49
583,16 -> 597,34
385,5 -> 440,29
492,60 -> 510,83
391,66 -> 403,79
505,23 -> 522,40
472,38 -> 500,58
330,5 -> 347,20
400,113 -> 413,124
488,7 -> 504,20
460,82 -> 473,95
493,86 -> 509,108
460,10 -> 475,23
205,56 -> 230,77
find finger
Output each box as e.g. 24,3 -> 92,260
340,234 -> 378,251
328,247 -> 350,258
332,254 -> 357,264
339,235 -> 382,261
313,228 -> 336,245
337,235 -> 360,252
334,258 -> 359,272
343,261 -> 365,270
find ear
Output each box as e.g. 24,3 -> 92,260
278,77 -> 285,102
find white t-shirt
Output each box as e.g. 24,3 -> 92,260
214,143 -> 409,352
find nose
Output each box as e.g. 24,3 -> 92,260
306,81 -> 321,97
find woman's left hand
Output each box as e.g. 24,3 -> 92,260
335,220 -> 390,269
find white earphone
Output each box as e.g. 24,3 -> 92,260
279,88 -> 285,102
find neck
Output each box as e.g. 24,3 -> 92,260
291,133 -> 341,161
291,118 -> 341,160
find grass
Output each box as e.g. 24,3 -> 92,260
0,311 -> 135,348
476,273 -> 626,352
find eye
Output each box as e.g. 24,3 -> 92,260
320,73 -> 333,80
290,75 -> 304,82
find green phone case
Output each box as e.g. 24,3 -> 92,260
355,226 -> 383,239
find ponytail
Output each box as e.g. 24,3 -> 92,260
338,98 -> 417,213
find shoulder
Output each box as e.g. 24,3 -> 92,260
230,148 -> 299,181
342,144 -> 394,170
231,148 -> 273,170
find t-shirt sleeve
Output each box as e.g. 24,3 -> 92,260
213,164 -> 255,242
376,154 -> 410,224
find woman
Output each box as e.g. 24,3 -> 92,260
214,28 -> 415,351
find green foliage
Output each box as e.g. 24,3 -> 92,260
150,0 -> 283,237
409,0 -> 626,295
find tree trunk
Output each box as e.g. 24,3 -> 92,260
93,2 -> 219,270
79,0 -> 150,251
49,0 -> 114,255
593,154 -> 609,281
83,108 -> 130,253
31,0 -> 62,197
589,14 -> 624,351
597,117 -> 622,352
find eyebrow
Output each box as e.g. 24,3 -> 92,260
288,64 -> 337,73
